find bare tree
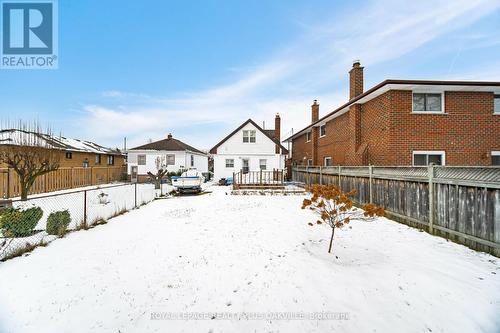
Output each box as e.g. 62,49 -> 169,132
147,156 -> 168,190
0,125 -> 60,201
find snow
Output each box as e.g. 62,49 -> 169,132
0,185 -> 499,333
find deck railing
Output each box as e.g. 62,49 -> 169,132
233,169 -> 285,189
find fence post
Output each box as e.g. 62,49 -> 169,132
134,183 -> 138,208
338,165 -> 341,188
319,166 -> 323,185
428,164 -> 435,234
83,190 -> 87,227
6,168 -> 11,199
369,165 -> 373,203
306,166 -> 310,185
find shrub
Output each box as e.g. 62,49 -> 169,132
1,207 -> 43,237
46,210 -> 71,236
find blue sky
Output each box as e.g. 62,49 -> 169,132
1,0 -> 500,150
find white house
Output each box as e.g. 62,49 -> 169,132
210,114 -> 288,181
127,134 -> 208,182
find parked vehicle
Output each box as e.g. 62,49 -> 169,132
171,169 -> 205,193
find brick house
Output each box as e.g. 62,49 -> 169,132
284,61 -> 500,166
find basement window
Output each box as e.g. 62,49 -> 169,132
324,157 -> 332,166
306,131 -> 311,142
412,151 -> 445,166
494,95 -> 500,114
307,159 -> 313,166
412,93 -> 443,113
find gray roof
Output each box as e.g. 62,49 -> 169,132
130,136 -> 206,155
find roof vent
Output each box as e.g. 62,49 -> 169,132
167,133 -> 172,139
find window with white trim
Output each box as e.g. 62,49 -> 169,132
225,159 -> 234,168
306,131 -> 311,142
107,155 -> 115,165
307,159 -> 313,166
324,156 -> 332,166
190,155 -> 194,167
243,130 -> 256,143
412,93 -> 443,113
412,151 -> 445,166
492,151 -> 500,166
320,125 -> 326,137
259,159 -> 267,170
138,154 -> 146,165
494,95 -> 500,114
166,154 -> 175,165
95,154 -> 101,165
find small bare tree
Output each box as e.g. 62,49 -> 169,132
301,184 -> 385,254
0,125 -> 60,201
147,156 -> 168,190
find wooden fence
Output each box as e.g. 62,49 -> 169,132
292,165 -> 500,257
233,169 -> 285,190
0,166 -> 126,198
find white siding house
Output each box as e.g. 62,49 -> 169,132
127,134 -> 208,181
210,115 -> 288,181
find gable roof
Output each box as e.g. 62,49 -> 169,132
0,129 -> 123,155
130,136 -> 206,155
284,79 -> 500,142
209,119 -> 288,155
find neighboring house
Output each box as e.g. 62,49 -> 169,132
209,115 -> 288,181
127,134 -> 208,182
284,61 -> 500,166
0,129 -> 125,168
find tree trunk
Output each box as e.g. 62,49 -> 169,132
20,181 -> 29,201
328,226 -> 335,253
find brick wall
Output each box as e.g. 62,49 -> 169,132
291,132 -> 312,165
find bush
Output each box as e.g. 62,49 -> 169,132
46,210 -> 71,236
1,207 -> 43,237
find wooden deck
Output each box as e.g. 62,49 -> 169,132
233,169 -> 285,190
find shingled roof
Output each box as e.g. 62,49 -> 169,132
130,135 -> 206,155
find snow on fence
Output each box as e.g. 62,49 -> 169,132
0,166 -> 126,199
0,183 -> 159,261
292,165 -> 500,257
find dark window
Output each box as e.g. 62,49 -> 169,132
494,95 -> 500,114
306,132 -> 311,142
324,157 -> 332,166
166,154 -> 175,165
413,152 -> 444,166
243,130 -> 256,143
190,155 -> 194,167
225,159 -> 234,168
83,159 -> 89,168
492,153 -> 500,166
65,152 -> 72,159
412,93 -> 442,112
95,154 -> 101,165
138,155 -> 146,165
107,155 -> 115,165
320,125 -> 326,137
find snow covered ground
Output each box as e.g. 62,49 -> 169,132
0,185 -> 499,333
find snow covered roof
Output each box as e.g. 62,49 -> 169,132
130,135 -> 206,155
0,129 -> 124,155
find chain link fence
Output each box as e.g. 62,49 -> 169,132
0,183 -> 170,261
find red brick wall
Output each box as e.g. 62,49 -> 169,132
391,90 -> 499,165
291,133 -> 312,165
316,113 -> 351,165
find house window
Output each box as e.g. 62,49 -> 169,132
492,151 -> 500,166
242,159 -> 249,173
225,159 -> 234,168
412,151 -> 445,166
412,93 -> 443,113
306,131 -> 311,142
324,156 -> 332,166
95,154 -> 101,165
65,152 -> 72,159
494,95 -> 500,114
307,159 -> 313,166
243,130 -> 256,143
166,154 -> 175,165
138,154 -> 146,165
320,125 -> 326,137
107,155 -> 115,165
83,159 -> 89,168
190,155 -> 194,167
259,159 -> 267,170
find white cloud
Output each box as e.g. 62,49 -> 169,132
77,0 -> 500,150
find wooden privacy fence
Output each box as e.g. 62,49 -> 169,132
292,165 -> 500,257
233,169 -> 285,190
0,166 -> 126,198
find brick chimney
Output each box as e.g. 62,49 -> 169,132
275,113 -> 281,154
349,60 -> 364,100
167,133 -> 172,139
311,100 -> 319,123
